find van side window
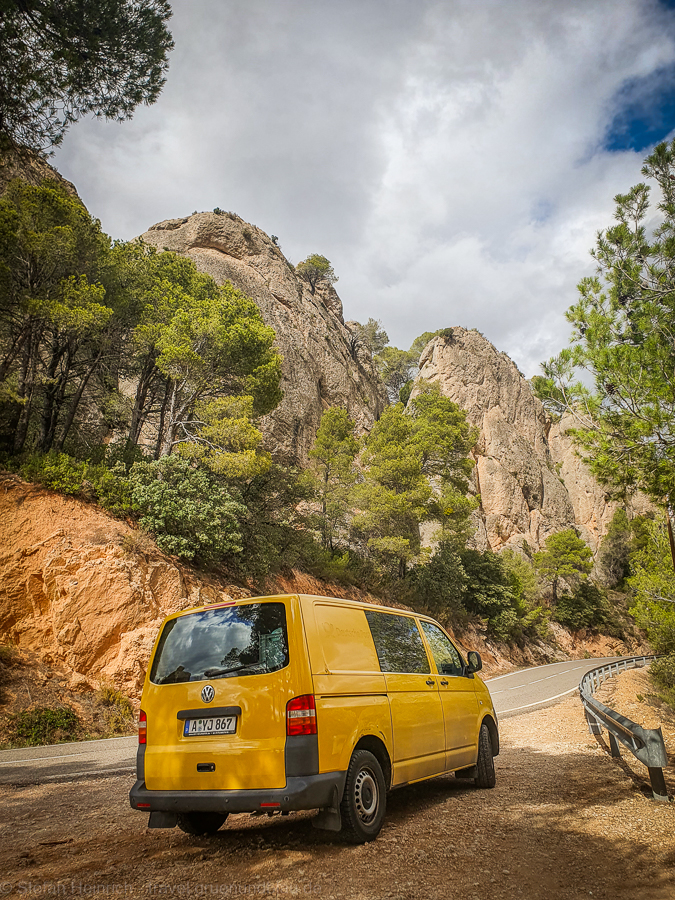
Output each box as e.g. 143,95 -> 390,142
419,621 -> 464,676
364,611 -> 431,674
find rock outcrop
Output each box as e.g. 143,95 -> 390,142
139,213 -> 387,464
414,328 -> 650,553
0,145 -> 78,197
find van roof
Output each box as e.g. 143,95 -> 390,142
170,592 -> 427,622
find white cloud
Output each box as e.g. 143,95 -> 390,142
53,0 -> 675,377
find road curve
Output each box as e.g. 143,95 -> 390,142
485,655 -> 627,718
0,656 -> 629,784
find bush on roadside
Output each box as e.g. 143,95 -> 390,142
96,685 -> 135,733
12,706 -> 81,746
650,653 -> 675,706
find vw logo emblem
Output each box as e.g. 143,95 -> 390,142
201,685 -> 215,703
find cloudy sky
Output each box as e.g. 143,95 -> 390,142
54,0 -> 675,377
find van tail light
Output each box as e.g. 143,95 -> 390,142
286,694 -> 317,736
138,709 -> 147,744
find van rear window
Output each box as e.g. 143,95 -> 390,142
150,603 -> 289,685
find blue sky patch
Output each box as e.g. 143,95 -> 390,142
605,62 -> 675,152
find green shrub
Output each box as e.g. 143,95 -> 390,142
17,451 -> 133,516
459,549 -> 524,641
651,653 -> 675,691
13,707 -> 80,745
409,542 -> 468,623
129,455 -> 245,561
20,452 -> 88,495
553,582 -> 613,631
97,685 -> 134,733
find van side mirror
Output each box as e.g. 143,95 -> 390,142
465,651 -> 482,674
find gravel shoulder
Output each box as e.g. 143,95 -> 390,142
1,676 -> 674,900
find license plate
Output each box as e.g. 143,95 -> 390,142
183,716 -> 237,736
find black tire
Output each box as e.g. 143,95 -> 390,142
474,722 -> 496,789
339,749 -> 387,843
176,812 -> 228,835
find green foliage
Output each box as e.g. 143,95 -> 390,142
596,509 -> 633,587
398,379 -> 413,406
543,139 -> 675,512
628,519 -> 675,655
650,653 -> 675,703
530,375 -> 566,419
352,318 -> 389,354
295,254 -> 338,294
373,331 -> 441,403
0,1 -> 173,152
353,383 -> 476,579
96,685 -> 134,733
553,582 -> 613,632
128,455 -> 245,561
533,529 -> 593,603
305,407 -> 359,552
409,542 -> 468,622
375,346 -> 415,403
459,549 -> 525,642
13,706 -> 80,746
17,451 -> 133,516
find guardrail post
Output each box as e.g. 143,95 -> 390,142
585,710 -> 602,735
648,767 -> 669,802
608,732 -> 621,758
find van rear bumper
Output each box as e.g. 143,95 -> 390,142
129,771 -> 347,815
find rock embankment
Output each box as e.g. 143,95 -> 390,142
139,213 -> 387,465
415,328 -> 651,552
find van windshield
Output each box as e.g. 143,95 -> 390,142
149,603 -> 289,685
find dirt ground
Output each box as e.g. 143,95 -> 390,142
1,674 -> 674,900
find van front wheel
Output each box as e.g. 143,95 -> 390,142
474,723 -> 496,789
340,749 -> 386,843
177,812 -> 228,835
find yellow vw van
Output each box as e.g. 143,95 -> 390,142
130,594 -> 498,843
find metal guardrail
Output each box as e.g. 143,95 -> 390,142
579,656 -> 670,802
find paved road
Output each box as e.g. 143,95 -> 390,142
486,655 -> 626,718
0,734 -> 137,785
0,656 -> 631,784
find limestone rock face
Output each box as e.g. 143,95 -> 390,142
0,145 -> 78,197
0,475 -> 245,698
139,213 -> 387,464
414,327 -> 646,553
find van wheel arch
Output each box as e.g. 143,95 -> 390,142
353,735 -> 392,790
482,714 -> 499,757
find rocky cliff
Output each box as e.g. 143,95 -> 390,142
414,327 -> 651,553
139,213 -> 387,464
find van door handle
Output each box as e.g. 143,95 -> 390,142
426,679 -> 435,686
440,680 -> 449,686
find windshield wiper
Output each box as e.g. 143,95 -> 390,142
203,663 -> 260,678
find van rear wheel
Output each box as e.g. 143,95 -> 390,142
177,812 -> 228,835
474,723 -> 496,789
339,749 -> 386,843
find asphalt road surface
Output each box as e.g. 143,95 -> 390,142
0,656 -> 630,785
488,655 -> 626,717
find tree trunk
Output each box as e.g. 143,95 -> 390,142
37,340 -> 70,452
157,380 -> 179,457
12,324 -> 39,453
129,352 -> 158,447
154,380 -> 170,459
54,348 -> 103,451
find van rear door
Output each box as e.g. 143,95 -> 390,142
142,597 -> 311,792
